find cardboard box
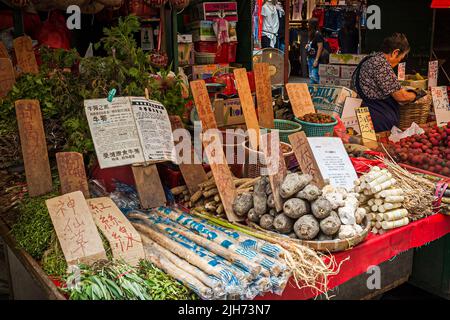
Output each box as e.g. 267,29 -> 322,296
329,54 -> 367,65
214,97 -> 248,126
319,76 -> 340,86
189,20 -> 237,42
308,84 -> 357,117
177,34 -> 192,44
192,2 -> 238,22
191,63 -> 230,80
178,43 -> 194,66
340,65 -> 357,79
338,78 -> 352,88
319,64 -> 340,77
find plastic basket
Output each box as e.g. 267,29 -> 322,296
294,116 -> 338,137
260,119 -> 302,144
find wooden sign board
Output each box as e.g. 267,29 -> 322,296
289,132 -> 325,188
132,164 -> 166,209
285,83 -> 315,118
0,42 -> 8,58
15,100 -> 52,197
56,152 -> 90,198
0,58 -> 15,97
190,80 -> 241,222
431,86 -> 450,127
233,68 -> 261,150
88,197 -> 145,266
13,36 -> 38,74
45,191 -> 107,267
355,106 -> 378,150
169,115 -> 208,194
254,63 -> 274,129
428,60 -> 438,89
397,62 -> 406,81
260,132 -> 287,212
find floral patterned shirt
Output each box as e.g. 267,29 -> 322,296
351,52 -> 402,100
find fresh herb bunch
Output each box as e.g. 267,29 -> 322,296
139,260 -> 198,300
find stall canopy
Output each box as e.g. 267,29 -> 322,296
431,0 -> 450,8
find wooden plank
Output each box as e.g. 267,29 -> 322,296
286,83 -> 315,118
0,42 -> 8,58
260,132 -> 287,212
355,106 -> 379,150
233,68 -> 260,150
131,164 -> 166,209
13,36 -> 38,74
169,115 -> 208,195
45,191 -> 107,267
15,100 -> 52,197
0,58 -> 15,97
88,197 -> 145,266
288,131 -> 325,188
190,80 -> 241,222
254,63 -> 274,129
56,152 -> 90,198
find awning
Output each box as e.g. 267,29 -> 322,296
431,0 -> 450,8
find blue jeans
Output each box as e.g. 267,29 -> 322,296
307,57 -> 320,84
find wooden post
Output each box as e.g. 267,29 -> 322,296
56,152 -> 90,198
13,36 -> 38,74
15,100 -> 52,197
190,80 -> 241,222
254,63 -> 275,129
169,115 -> 208,195
132,163 -> 166,209
0,58 -> 15,98
233,68 -> 261,150
285,83 -> 315,118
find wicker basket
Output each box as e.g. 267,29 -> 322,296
398,94 -> 432,130
260,119 -> 302,144
294,116 -> 338,137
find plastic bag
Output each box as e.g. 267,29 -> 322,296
389,122 -> 424,143
333,115 -> 351,143
350,151 -> 386,174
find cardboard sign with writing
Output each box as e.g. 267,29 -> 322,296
132,164 -> 166,209
88,197 -> 145,266
286,83 -> 315,118
15,100 -> 52,197
289,132 -> 325,188
13,36 -> 38,74
56,152 -> 90,198
46,191 -> 107,267
397,62 -> 406,81
431,86 -> 450,127
233,68 -> 260,150
428,60 -> 438,89
260,132 -> 287,212
0,58 -> 15,97
190,80 -> 241,222
254,63 -> 274,129
0,42 -> 8,58
341,97 -> 363,135
355,107 -> 378,149
169,115 -> 208,194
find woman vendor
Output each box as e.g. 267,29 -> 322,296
351,33 -> 419,132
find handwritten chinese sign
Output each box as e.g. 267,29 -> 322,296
289,131 -> 325,188
428,60 -> 438,89
398,62 -> 406,81
286,83 -> 315,118
56,152 -> 89,198
254,63 -> 275,129
356,106 -> 378,150
15,100 -> 52,197
88,197 -> 144,266
431,86 -> 450,127
0,58 -> 15,97
46,191 -> 107,267
13,36 -> 38,74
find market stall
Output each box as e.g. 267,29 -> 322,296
1,0 -> 450,302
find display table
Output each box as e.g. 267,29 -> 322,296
258,213 -> 450,300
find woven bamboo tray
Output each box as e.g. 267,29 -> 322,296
398,94 -> 432,130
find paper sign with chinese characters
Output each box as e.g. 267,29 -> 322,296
432,86 -> 450,127
46,191 -> 107,267
428,60 -> 438,89
88,198 -> 144,266
355,106 -> 378,149
398,62 -> 406,81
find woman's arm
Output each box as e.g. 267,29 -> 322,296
314,42 -> 323,67
391,88 -> 417,103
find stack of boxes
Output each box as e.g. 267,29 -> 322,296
319,54 -> 366,88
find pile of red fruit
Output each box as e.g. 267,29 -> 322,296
391,123 -> 450,176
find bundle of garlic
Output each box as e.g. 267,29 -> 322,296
354,166 -> 409,235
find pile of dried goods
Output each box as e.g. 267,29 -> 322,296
298,113 -> 334,124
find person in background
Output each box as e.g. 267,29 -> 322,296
305,18 -> 324,84
351,33 -> 419,132
338,12 -> 359,54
